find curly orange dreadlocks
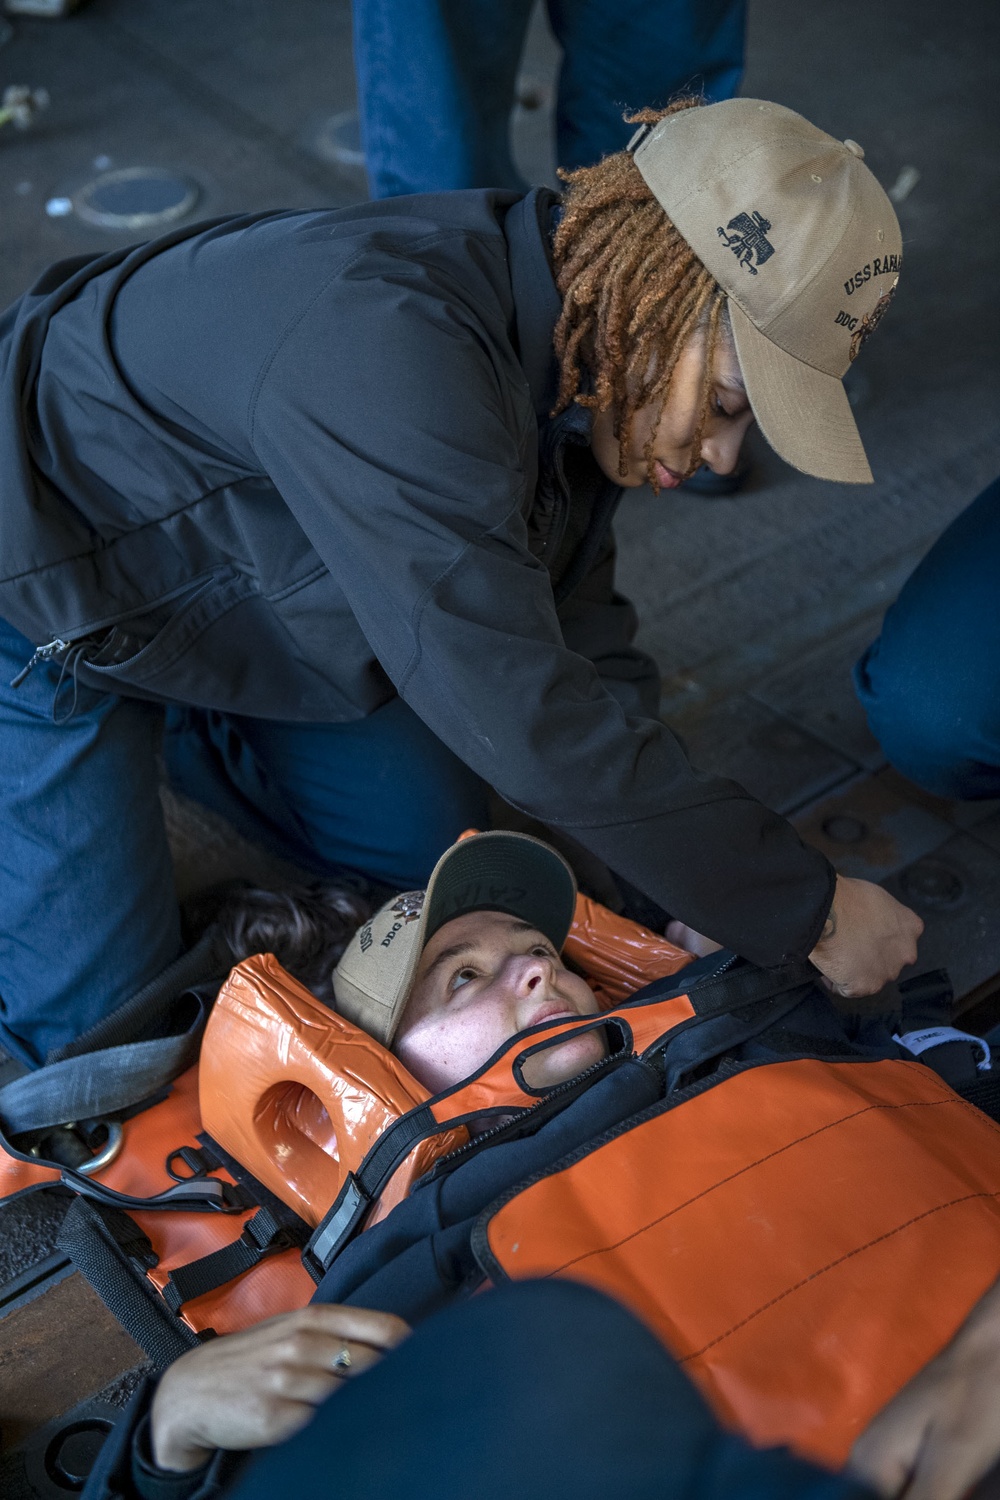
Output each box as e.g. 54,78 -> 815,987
552,97 -> 728,486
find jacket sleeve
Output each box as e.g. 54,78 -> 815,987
81,1382 -> 230,1500
556,531 -> 662,722
249,257 -> 835,964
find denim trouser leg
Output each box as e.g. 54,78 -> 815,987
228,1281 -> 862,1500
164,696 -> 491,893
854,476 -> 1000,800
0,620 -> 181,1066
352,0 -> 534,196
547,0 -> 746,170
1,616 -> 486,1062
353,0 -> 746,197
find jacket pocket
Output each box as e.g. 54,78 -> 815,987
79,567 -> 257,689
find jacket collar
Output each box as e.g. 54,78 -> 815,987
504,188 -> 562,422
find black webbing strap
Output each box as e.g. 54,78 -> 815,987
302,1104 -> 438,1280
302,1175 -> 369,1282
686,959 -> 818,1018
162,1207 -> 306,1313
46,927 -> 231,1062
355,1104 -> 437,1198
64,1168 -> 251,1214
57,1197 -> 200,1369
92,1201 -> 160,1270
957,1071 -> 1000,1124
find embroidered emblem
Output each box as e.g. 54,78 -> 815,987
849,279 -> 898,362
391,892 -> 425,923
717,211 -> 775,275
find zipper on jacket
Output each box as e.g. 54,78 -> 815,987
10,635 -> 94,689
8,569 -> 233,692
701,951 -> 741,979
421,1048 -> 629,1181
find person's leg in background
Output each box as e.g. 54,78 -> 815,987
0,620 -> 181,1066
352,0 -> 745,200
163,695 -> 491,896
352,0 -> 535,197
854,476 -> 1000,801
227,1280 -> 863,1500
546,0 -> 745,171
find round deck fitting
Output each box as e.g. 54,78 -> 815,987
899,857 -> 965,909
821,815 -> 868,845
73,167 -> 199,230
313,109 -> 366,169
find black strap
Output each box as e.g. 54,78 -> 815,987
162,1208 -> 306,1313
92,1201 -> 160,1271
302,1174 -> 370,1282
299,1104 -> 441,1280
957,1071 -> 1000,1124
46,927 -> 231,1062
354,1105 -> 437,1199
57,1197 -> 200,1369
63,1168 -> 251,1215
686,959 -> 818,1018
302,963 -> 820,1281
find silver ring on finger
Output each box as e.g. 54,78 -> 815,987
332,1344 -> 353,1374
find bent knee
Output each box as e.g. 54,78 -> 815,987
855,647 -> 999,799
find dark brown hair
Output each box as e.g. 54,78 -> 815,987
186,881 -> 374,1006
552,97 -> 727,487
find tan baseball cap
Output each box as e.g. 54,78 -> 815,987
332,831 -> 578,1046
630,98 -> 902,484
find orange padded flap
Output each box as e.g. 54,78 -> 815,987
565,894 -> 693,1004
483,1058 -> 1000,1467
199,955 -> 432,1227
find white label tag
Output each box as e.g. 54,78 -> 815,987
894,1026 -> 992,1072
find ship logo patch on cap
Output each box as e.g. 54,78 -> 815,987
717,210 -> 775,275
391,893 -> 425,923
849,278 -> 898,362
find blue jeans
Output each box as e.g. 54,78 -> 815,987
0,619 -> 487,1065
854,476 -> 1000,800
352,0 -> 746,197
226,1281 -> 862,1500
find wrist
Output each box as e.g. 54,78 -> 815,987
809,879 -> 841,955
151,1384 -> 215,1473
152,1429 -> 215,1474
802,863 -> 840,960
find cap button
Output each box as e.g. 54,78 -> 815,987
843,138 -> 865,159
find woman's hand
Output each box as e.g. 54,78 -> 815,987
850,1279 -> 1000,1499
151,1304 -> 411,1472
664,920 -> 723,958
809,875 -> 922,998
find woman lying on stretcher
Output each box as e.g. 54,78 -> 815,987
136,832 -> 1000,1500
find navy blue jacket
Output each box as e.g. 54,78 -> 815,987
0,188 -> 833,961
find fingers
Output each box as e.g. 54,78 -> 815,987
151,1305 -> 411,1468
279,1302 -> 411,1355
664,920 -> 724,958
262,1327 -> 389,1400
810,877 -> 924,997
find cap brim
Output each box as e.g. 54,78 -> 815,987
424,832 -> 577,955
729,300 -> 874,485
336,832 -> 580,1048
